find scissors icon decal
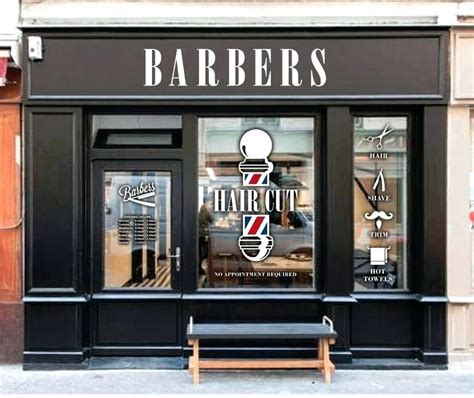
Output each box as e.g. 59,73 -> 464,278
363,124 -> 394,151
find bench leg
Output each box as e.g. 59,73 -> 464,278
188,356 -> 193,374
317,338 -> 323,361
192,339 -> 200,384
187,340 -> 193,374
322,338 -> 331,384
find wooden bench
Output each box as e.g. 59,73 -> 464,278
186,316 -> 337,384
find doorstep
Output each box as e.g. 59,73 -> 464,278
338,358 -> 448,370
23,356 -> 447,371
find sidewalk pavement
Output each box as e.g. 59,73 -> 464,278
0,362 -> 473,394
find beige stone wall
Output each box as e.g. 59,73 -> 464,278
448,29 -> 474,359
19,1 -> 474,28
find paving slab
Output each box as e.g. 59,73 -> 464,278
0,363 -> 473,394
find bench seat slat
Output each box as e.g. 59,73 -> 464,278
187,323 -> 337,339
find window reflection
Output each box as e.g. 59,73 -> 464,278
198,117 -> 315,289
354,117 -> 408,290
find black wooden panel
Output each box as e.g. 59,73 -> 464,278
325,303 -> 351,352
183,300 -> 321,348
95,301 -> 178,345
351,302 -> 413,346
184,300 -> 320,323
25,33 -> 447,100
25,303 -> 81,351
420,107 -> 447,295
417,302 -> 446,353
26,108 -> 82,292
324,107 -> 353,295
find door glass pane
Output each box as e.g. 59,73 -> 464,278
103,171 -> 171,288
198,117 -> 315,289
354,116 -> 408,290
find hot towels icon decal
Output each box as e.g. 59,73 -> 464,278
238,128 -> 274,261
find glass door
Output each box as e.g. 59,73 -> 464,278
92,161 -> 182,293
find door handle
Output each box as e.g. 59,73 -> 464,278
168,247 -> 181,272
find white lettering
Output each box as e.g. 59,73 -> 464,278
170,49 -> 187,87
281,49 -> 302,87
214,190 -> 226,212
198,49 -> 219,87
310,48 -> 327,87
228,49 -> 245,87
254,49 -> 272,87
144,49 -> 162,86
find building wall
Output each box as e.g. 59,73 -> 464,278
14,0 -> 474,364
0,67 -> 22,363
0,0 -> 22,364
447,29 -> 474,360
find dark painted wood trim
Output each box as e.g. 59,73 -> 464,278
416,302 -> 447,364
23,99 -> 449,107
420,106 -> 447,296
23,296 -> 88,303
92,293 -> 182,300
24,107 -> 83,295
90,160 -> 183,293
182,113 -> 198,293
324,107 -> 353,296
91,347 -> 182,356
324,303 -> 351,355
23,350 -> 87,364
416,350 -> 448,365
182,294 -> 323,301
351,347 -> 417,359
322,296 -> 356,303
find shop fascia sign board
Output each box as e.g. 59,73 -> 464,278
25,35 -> 447,100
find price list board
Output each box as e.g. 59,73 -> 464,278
117,215 -> 157,245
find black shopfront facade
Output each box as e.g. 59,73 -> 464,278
23,28 -> 448,368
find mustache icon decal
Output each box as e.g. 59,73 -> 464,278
364,210 -> 394,230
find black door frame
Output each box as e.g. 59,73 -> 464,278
89,158 -> 183,355
90,159 -> 183,294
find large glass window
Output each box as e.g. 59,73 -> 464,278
354,116 -> 408,290
198,117 -> 315,289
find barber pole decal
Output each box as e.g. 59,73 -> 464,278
238,128 -> 273,187
238,128 -> 275,261
243,173 -> 268,187
238,214 -> 274,262
213,128 -> 299,262
243,215 -> 269,236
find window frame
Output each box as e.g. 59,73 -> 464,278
351,109 -> 415,294
194,112 -> 322,293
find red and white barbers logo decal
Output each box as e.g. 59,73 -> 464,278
242,214 -> 269,236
